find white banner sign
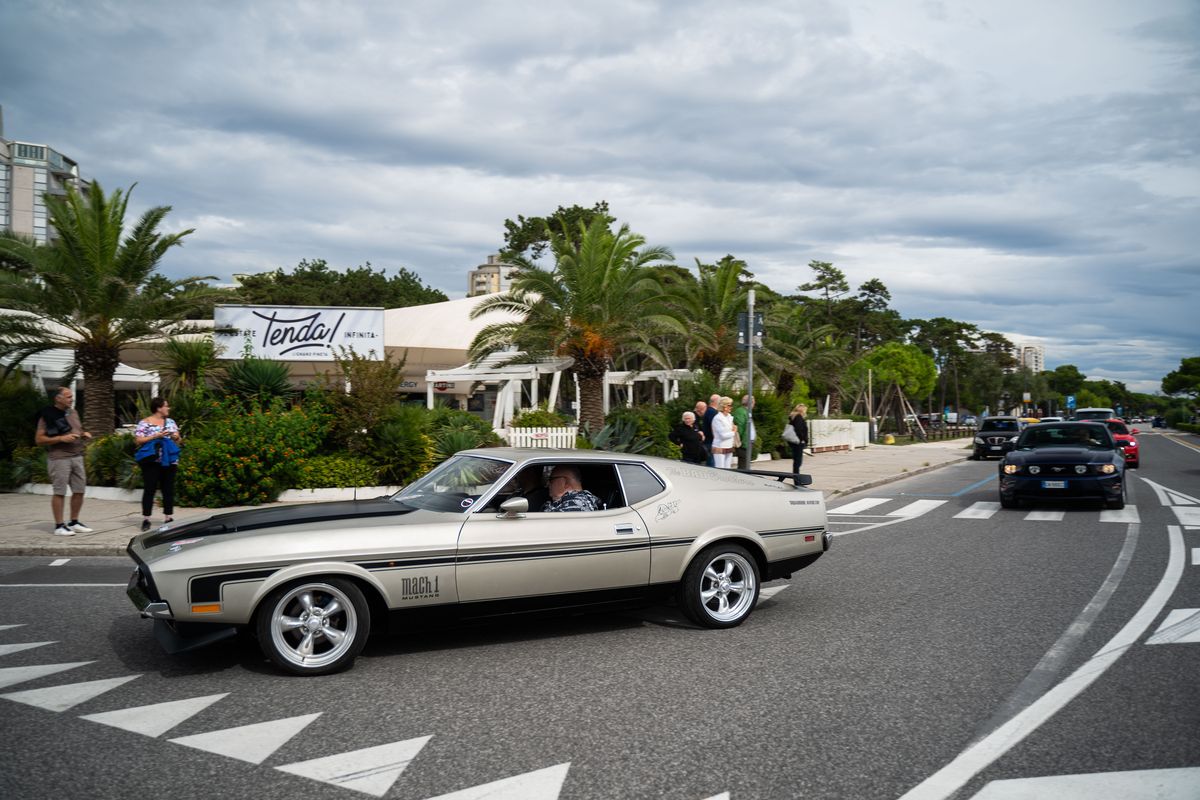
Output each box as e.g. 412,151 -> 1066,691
214,305 -> 385,361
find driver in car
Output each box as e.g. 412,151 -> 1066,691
543,465 -> 602,512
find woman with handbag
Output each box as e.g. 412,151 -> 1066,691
133,397 -> 183,531
785,404 -> 809,474
711,396 -> 737,468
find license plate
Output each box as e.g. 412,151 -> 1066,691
1041,480 -> 1067,489
989,446 -> 1002,450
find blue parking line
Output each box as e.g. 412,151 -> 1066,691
901,474 -> 996,498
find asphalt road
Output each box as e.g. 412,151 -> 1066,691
0,432 -> 1197,799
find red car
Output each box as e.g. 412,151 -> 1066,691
1102,418 -> 1140,467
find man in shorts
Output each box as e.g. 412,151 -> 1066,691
35,386 -> 94,535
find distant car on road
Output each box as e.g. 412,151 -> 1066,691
1152,416 -> 1166,428
962,415 -> 978,428
1039,416 -> 1064,424
998,422 -> 1126,510
971,416 -> 1023,460
1071,407 -> 1116,422
1100,418 -> 1140,468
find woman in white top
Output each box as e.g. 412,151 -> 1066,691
710,396 -> 737,468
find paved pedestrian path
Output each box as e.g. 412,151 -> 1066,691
0,438 -> 972,555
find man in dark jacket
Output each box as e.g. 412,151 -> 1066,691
701,393 -> 720,466
670,411 -> 708,464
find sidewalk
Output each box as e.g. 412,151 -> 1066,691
0,438 -> 972,556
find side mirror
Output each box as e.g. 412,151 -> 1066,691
1131,428 -> 1140,435
499,497 -> 529,517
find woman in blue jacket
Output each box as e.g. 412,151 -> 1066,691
134,397 -> 182,531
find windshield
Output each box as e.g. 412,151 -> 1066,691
980,419 -> 1019,432
392,454 -> 513,512
1018,424 -> 1114,450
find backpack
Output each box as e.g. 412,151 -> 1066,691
782,420 -> 800,445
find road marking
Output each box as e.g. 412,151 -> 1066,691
49,558 -> 70,566
1146,609 -> 1200,645
276,735 -> 432,797
0,584 -> 125,588
954,502 -> 1000,520
1193,548 -> 1199,566
968,766 -> 1200,799
1024,510 -> 1064,521
1168,491 -> 1197,505
0,661 -> 93,691
888,500 -> 947,517
1170,507 -> 1200,527
1140,477 -> 1199,507
171,712 -> 322,764
1098,507 -> 1139,523
0,641 -> 55,658
0,674 -> 140,712
758,585 -> 788,602
423,762 -> 571,800
897,525 -> 1185,800
0,624 -> 25,632
81,692 -> 229,737
830,497 -> 891,514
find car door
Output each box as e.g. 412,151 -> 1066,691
454,463 -> 650,605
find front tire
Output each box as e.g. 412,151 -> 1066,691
256,578 -> 370,676
679,543 -> 760,628
1000,492 -> 1018,509
1106,487 -> 1126,510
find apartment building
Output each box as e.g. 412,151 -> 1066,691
1017,342 -> 1045,374
0,107 -> 85,244
467,254 -> 518,296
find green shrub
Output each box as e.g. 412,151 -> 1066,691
6,446 -> 47,486
85,433 -> 141,490
176,398 -> 326,507
511,407 -> 573,428
0,373 -> 45,460
219,358 -> 295,408
1165,408 -> 1190,428
428,405 -> 504,446
749,392 -> 787,458
367,404 -> 435,486
292,454 -> 379,489
600,406 -> 678,459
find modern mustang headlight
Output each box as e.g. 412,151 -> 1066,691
1029,465 -> 1041,475
1098,463 -> 1117,474
1003,464 -> 1020,475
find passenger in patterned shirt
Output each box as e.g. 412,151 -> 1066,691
542,465 -> 602,512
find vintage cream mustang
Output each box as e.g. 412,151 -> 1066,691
126,449 -> 831,675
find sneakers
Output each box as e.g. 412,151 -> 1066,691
141,519 -> 151,532
53,524 -> 76,536
68,520 -> 94,533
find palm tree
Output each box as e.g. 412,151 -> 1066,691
0,183 -> 219,435
469,219 -> 685,431
758,302 -> 848,402
677,255 -> 751,382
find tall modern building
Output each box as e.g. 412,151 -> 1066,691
467,254 -> 518,296
0,107 -> 85,244
1016,342 -> 1045,374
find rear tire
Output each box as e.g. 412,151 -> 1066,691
679,543 -> 760,629
255,577 -> 370,676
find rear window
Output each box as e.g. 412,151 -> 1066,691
1104,421 -> 1129,435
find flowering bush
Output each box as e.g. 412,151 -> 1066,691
292,453 -> 379,489
176,398 -> 328,507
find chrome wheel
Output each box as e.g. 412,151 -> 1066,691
698,552 -> 757,623
266,581 -> 361,672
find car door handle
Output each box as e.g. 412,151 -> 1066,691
614,524 -> 640,535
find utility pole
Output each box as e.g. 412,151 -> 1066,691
745,288 -> 755,470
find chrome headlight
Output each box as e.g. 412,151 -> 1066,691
1003,464 -> 1020,475
1029,465 -> 1041,475
1075,465 -> 1088,474
1098,463 -> 1117,474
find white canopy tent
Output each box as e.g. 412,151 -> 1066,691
2,348 -> 161,404
425,351 -> 574,430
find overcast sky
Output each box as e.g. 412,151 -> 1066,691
2,0 -> 1197,393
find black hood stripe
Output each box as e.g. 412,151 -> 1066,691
144,498 -> 413,547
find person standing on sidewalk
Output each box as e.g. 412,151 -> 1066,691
711,397 -> 737,468
34,386 -> 94,536
702,393 -> 720,467
134,397 -> 183,531
733,395 -> 756,470
670,411 -> 708,465
787,403 -> 809,474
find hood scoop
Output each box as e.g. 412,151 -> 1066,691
143,498 -> 414,547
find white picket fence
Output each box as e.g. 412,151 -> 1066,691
502,426 -> 579,448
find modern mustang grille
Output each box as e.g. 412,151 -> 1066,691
985,436 -> 1008,444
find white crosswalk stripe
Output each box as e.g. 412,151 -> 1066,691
276,735 -> 432,797
888,500 -> 948,517
955,502 -> 1001,520
81,692 -> 229,737
1024,510 -> 1065,521
0,661 -> 92,691
170,712 -> 322,764
830,497 -> 891,515
422,762 -> 571,800
1099,507 -> 1140,523
1,675 -> 139,712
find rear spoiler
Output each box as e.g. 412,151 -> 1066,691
735,468 -> 812,487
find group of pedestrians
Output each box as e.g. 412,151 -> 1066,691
669,393 -> 810,473
34,387 -> 182,536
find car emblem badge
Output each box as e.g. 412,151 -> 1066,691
460,498 -> 474,508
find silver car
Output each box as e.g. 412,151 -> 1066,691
126,449 -> 831,675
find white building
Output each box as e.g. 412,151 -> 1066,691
0,107 -> 85,244
1016,342 -> 1045,374
466,254 -> 518,296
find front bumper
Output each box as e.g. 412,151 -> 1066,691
999,473 -> 1122,501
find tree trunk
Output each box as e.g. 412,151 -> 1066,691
577,373 -> 606,433
79,348 -> 120,436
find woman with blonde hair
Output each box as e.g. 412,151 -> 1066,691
710,396 -> 737,468
787,403 -> 809,474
